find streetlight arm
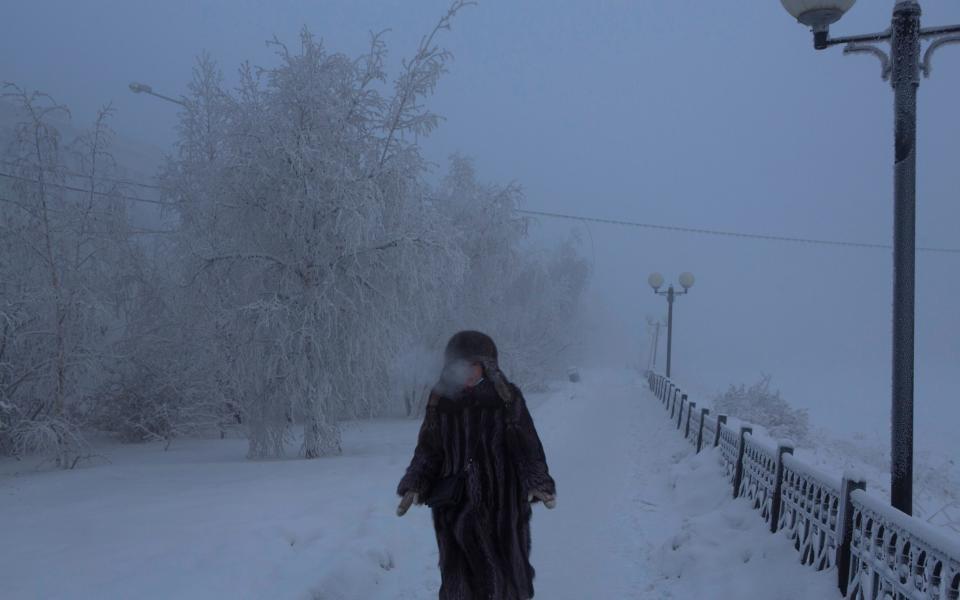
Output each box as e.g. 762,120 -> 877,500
145,90 -> 189,108
129,81 -> 189,108
821,23 -> 960,82
842,43 -> 892,81
920,24 -> 960,38
823,23 -> 960,46
825,29 -> 892,46
922,33 -> 960,78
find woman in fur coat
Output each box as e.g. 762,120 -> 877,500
396,331 -> 557,600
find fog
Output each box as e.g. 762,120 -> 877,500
3,1 -> 958,444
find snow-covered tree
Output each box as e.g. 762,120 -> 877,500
429,154 -> 589,390
0,85 -> 141,466
161,5 -> 472,458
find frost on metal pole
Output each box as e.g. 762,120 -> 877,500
781,0 -> 960,516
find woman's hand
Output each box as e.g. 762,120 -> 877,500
528,489 -> 557,509
397,491 -> 420,516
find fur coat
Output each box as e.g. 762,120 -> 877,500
397,377 -> 556,599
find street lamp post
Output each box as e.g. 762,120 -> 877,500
781,0 -> 960,516
129,82 -> 189,107
648,272 -> 695,379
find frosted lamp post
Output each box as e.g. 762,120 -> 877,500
782,0 -> 960,516
649,273 -> 694,379
129,81 -> 189,107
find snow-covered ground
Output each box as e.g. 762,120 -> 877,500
1,369 -> 842,599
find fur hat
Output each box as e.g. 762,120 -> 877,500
443,330 -> 498,365
438,331 -> 514,405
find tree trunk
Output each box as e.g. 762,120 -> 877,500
302,410 -> 341,459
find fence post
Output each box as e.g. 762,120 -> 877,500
732,426 -> 752,498
714,415 -> 727,448
677,394 -> 687,430
836,475 -> 867,596
696,408 -> 709,452
685,401 -> 695,438
669,387 -> 677,418
770,443 -> 793,534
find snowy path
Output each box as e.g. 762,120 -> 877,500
0,369 -> 841,599
527,369 -> 842,599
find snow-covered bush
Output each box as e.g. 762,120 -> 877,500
714,375 -> 809,443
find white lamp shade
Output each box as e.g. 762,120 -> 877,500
780,0 -> 855,21
648,273 -> 664,290
679,272 -> 695,290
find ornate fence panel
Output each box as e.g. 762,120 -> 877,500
677,394 -> 688,431
778,455 -> 848,573
702,413 -> 727,450
717,423 -> 741,484
688,407 -> 708,451
739,433 -> 792,533
846,489 -> 960,600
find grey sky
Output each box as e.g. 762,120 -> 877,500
3,0 -> 959,443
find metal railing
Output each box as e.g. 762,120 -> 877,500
645,371 -> 960,599
740,433 -> 792,534
847,489 -> 960,599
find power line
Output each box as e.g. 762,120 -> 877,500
516,209 -> 960,255
5,167 -> 958,254
0,160 -> 167,192
0,196 -> 176,235
0,171 -> 175,207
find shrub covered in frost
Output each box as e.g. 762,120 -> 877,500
714,375 -> 809,443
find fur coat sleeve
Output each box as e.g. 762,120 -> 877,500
396,402 -> 442,497
506,385 -> 556,502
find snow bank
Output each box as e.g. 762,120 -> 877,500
637,443 -> 841,599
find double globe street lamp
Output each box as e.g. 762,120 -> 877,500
648,272 -> 695,379
780,0 -> 960,515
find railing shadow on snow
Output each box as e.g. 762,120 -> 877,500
646,372 -> 960,600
